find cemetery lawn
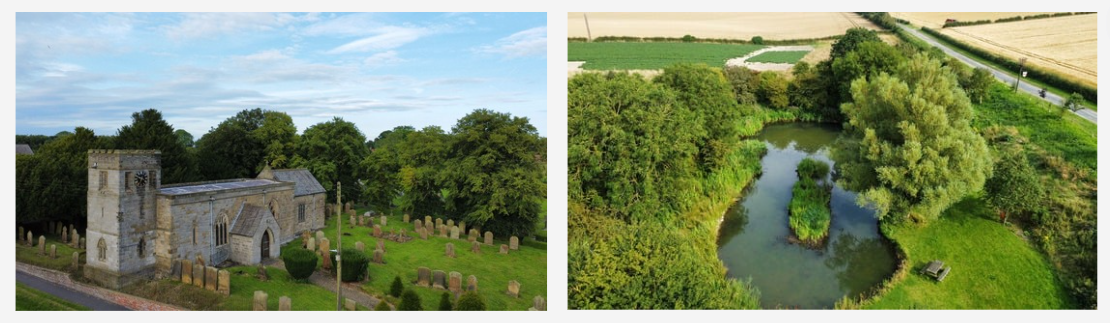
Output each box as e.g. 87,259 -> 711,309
303,208 -> 547,310
15,235 -> 85,272
16,282 -> 91,311
864,197 -> 1072,309
222,265 -> 369,310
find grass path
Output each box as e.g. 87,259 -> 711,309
16,282 -> 91,311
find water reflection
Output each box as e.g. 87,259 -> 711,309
717,202 -> 749,247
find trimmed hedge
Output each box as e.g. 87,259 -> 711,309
455,291 -> 487,311
281,247 -> 318,281
329,248 -> 369,282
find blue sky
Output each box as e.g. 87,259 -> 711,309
15,12 -> 548,139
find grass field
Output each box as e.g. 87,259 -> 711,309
569,42 -> 764,70
974,83 -> 1097,171
945,14 -> 1096,88
865,197 -> 1071,309
746,51 -> 811,64
16,282 -> 91,311
15,235 -> 84,273
568,12 -> 879,40
310,208 -> 547,311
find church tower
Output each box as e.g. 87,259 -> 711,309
84,150 -> 161,289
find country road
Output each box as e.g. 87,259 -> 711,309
897,24 -> 1097,124
16,270 -> 130,311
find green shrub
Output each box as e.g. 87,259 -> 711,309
399,289 -> 423,311
796,158 -> 829,179
438,292 -> 453,311
374,301 -> 391,311
455,291 -> 487,311
789,177 -> 832,242
329,248 -> 369,282
390,276 -> 404,297
751,36 -> 763,45
681,34 -> 696,42
281,247 -> 317,281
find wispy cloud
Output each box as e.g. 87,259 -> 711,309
163,13 -> 303,40
474,26 -> 546,58
363,50 -> 406,67
327,26 -> 429,54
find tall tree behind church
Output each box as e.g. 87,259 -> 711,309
115,109 -> 199,184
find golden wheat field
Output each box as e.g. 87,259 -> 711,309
890,12 -> 1053,29
567,12 -> 879,40
943,14 -> 1097,87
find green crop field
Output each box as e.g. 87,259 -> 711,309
746,51 -> 811,64
569,42 -> 764,70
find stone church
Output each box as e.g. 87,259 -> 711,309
83,150 -> 327,288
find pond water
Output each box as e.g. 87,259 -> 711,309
716,123 -> 897,309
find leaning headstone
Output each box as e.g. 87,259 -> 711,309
413,219 -> 423,232
376,240 -> 385,252
72,252 -> 80,269
182,260 -> 193,285
467,275 -> 478,292
355,241 -> 365,252
445,243 -> 455,258
253,291 -> 268,311
403,214 -> 410,223
438,225 -> 447,238
373,225 -> 382,237
530,295 -> 546,311
49,244 -> 57,259
278,296 -> 291,311
419,227 -> 428,240
307,237 -> 316,251
380,215 -> 387,226
468,229 -> 479,242
448,271 -> 462,294
499,244 -> 509,254
193,263 -> 205,287
417,267 -> 431,287
450,226 -> 460,240
471,241 -> 481,254
62,230 -> 68,246
432,270 -> 447,290
446,219 -> 454,228
218,269 -> 231,295
345,298 -> 356,311
38,236 -> 46,255
507,280 -> 520,298
509,236 -> 519,250
484,231 -> 493,245
373,248 -> 384,264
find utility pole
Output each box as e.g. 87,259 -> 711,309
1013,57 -> 1027,91
335,181 -> 342,311
584,13 -> 592,41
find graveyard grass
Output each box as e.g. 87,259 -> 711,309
299,207 -> 547,311
16,282 -> 91,311
864,197 -> 1071,309
15,234 -> 85,272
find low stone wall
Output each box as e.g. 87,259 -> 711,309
16,262 -> 183,311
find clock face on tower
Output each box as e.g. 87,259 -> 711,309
134,170 -> 148,188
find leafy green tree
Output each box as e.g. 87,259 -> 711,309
196,109 -> 298,180
963,68 -> 995,104
115,109 -> 199,184
984,148 -> 1044,221
174,129 -> 194,148
438,292 -> 453,311
15,134 -> 54,151
830,27 -> 882,59
254,111 -> 299,169
831,40 -> 906,102
293,117 -> 369,202
722,66 -> 761,105
1064,92 -> 1084,111
791,61 -> 811,77
16,127 -> 106,224
398,289 -> 423,311
788,61 -> 836,119
441,109 -> 545,238
454,291 -> 486,311
757,71 -> 790,109
654,63 -> 742,170
835,54 -> 992,222
750,35 -> 764,45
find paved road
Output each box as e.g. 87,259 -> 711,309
16,270 -> 130,311
898,24 -> 1097,124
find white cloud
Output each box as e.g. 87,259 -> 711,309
327,26 -> 429,54
164,13 -> 301,40
474,26 -> 547,58
363,50 -> 405,67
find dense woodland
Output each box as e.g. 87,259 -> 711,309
569,20 -> 1095,309
16,108 -> 547,239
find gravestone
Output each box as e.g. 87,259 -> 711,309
380,215 -> 387,226
373,248 -> 384,264
448,271 -> 462,294
376,240 -> 385,252
321,250 -> 333,270
446,219 -> 454,228
500,244 -> 509,254
471,241 -> 481,254
71,229 -> 79,247
38,236 -> 46,255
424,216 -> 432,228
403,214 -> 410,223
425,221 -> 434,237
316,231 -> 325,243
358,216 -> 365,226
319,238 -> 330,254
419,227 -> 428,240
413,219 -> 423,232
468,229 -> 478,242
530,295 -> 546,311
307,237 -> 316,251
439,225 -> 448,238
182,260 -> 193,285
345,298 -> 356,311
218,269 -> 231,295
26,230 -> 32,246
435,218 -> 443,229
79,237 -> 85,249
450,226 -> 460,240
467,275 -> 478,292
253,291 -> 268,311
50,244 -> 56,259
301,231 -> 310,245
507,280 -> 520,298
72,252 -> 80,269
445,243 -> 455,258
509,236 -> 519,250
373,225 -> 382,237
417,267 -> 432,287
484,231 -> 493,245
459,222 -> 466,238
355,241 -> 365,252
193,263 -> 205,287
432,270 -> 447,290
62,230 -> 68,246
279,296 -> 291,311
205,266 -> 218,291
349,215 -> 356,227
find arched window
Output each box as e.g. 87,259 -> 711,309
138,237 -> 146,257
215,214 -> 229,246
97,238 -> 107,261
192,220 -> 198,245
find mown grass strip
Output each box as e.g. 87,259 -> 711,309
569,42 -> 764,70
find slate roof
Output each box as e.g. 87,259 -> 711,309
159,179 -> 280,196
271,169 -> 326,197
230,204 -> 273,236
16,144 -> 33,155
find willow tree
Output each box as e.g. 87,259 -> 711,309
835,53 -> 992,223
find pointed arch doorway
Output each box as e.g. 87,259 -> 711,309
261,230 -> 271,259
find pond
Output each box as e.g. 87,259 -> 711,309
716,123 -> 897,309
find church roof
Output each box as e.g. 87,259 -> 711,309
16,144 -> 33,155
159,179 -> 281,196
269,169 -> 326,197
230,204 -> 274,237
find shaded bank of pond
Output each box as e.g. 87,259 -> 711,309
716,123 -> 897,309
